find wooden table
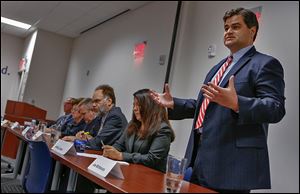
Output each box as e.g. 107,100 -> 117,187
5,126 -> 216,193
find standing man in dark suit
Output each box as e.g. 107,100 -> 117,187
151,8 -> 285,193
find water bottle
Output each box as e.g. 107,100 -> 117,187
31,119 -> 37,133
39,122 -> 46,133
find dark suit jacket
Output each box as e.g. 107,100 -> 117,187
113,122 -> 173,173
83,117 -> 101,137
61,119 -> 86,137
87,106 -> 128,148
168,46 -> 285,190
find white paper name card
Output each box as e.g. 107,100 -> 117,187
51,139 -> 76,155
1,120 -> 9,126
11,122 -> 19,129
32,131 -> 43,141
22,126 -> 32,136
88,156 -> 125,179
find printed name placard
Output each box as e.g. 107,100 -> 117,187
1,120 -> 9,126
88,156 -> 125,179
22,126 -> 32,136
51,139 -> 76,155
32,131 -> 43,141
11,122 -> 19,129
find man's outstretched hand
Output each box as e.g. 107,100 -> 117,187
150,83 -> 174,109
201,76 -> 239,112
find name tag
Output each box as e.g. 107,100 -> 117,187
22,126 -> 32,136
51,139 -> 76,155
11,122 -> 19,129
88,156 -> 125,179
1,120 -> 9,126
32,130 -> 43,141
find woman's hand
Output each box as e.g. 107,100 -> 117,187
102,145 -> 123,160
62,136 -> 76,142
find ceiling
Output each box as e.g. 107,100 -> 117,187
1,1 -> 150,38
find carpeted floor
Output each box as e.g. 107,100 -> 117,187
1,179 -> 25,193
1,161 -> 25,193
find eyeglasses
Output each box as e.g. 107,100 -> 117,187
92,97 -> 108,104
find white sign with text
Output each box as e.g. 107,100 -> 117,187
88,155 -> 125,179
51,139 -> 76,155
1,120 -> 9,126
32,130 -> 43,141
22,126 -> 32,136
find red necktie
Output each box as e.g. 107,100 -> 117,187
195,56 -> 233,130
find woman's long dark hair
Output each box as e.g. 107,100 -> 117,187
127,89 -> 175,142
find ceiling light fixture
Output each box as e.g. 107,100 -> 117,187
1,17 -> 31,30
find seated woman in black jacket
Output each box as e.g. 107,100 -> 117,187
103,88 -> 175,173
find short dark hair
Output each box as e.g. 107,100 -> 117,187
223,7 -> 259,41
94,84 -> 116,104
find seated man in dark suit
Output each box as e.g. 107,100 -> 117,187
62,98 -> 100,142
47,97 -> 74,128
103,89 -> 175,173
75,85 -> 128,193
84,84 -> 128,149
45,97 -> 83,133
60,103 -> 86,137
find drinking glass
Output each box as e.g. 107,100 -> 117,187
165,155 -> 187,193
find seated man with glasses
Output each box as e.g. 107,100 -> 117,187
83,84 -> 128,149
75,85 -> 128,193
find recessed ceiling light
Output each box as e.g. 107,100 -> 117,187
1,17 -> 31,30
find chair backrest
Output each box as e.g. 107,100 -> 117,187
23,139 -> 53,193
183,167 -> 193,182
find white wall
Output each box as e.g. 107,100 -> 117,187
62,2 -> 177,119
6,1 -> 295,192
1,33 -> 24,115
23,29 -> 73,120
17,31 -> 37,102
169,1 -> 299,193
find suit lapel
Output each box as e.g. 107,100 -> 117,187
196,59 -> 227,108
128,133 -> 135,153
193,59 -> 227,125
204,58 -> 227,84
219,47 -> 256,88
194,47 -> 257,124
135,138 -> 146,153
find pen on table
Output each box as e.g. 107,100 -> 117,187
101,140 -> 105,148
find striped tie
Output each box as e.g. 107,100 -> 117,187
195,56 -> 233,130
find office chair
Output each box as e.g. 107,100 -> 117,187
183,167 -> 193,182
23,136 -> 54,193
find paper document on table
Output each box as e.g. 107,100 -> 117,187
76,152 -> 99,158
76,153 -> 129,166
